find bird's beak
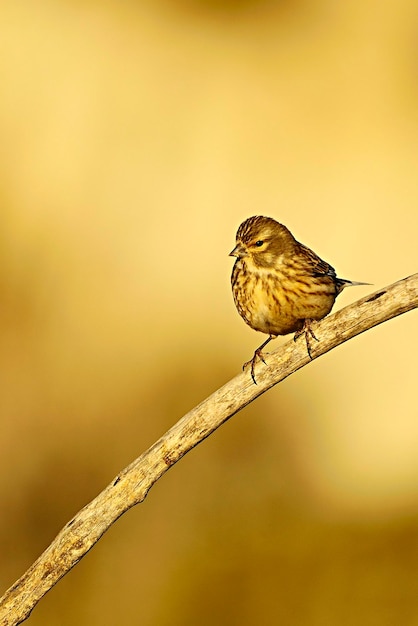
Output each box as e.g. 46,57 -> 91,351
229,244 -> 246,258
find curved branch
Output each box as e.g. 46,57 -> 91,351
1,273 -> 417,625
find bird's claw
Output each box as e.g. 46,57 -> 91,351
242,349 -> 267,384
294,319 -> 318,360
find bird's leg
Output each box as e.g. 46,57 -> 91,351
243,334 -> 276,384
293,318 -> 319,359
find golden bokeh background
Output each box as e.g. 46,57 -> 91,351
1,1 -> 417,624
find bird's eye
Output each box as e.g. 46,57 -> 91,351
255,240 -> 264,247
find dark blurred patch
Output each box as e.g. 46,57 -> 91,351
153,508 -> 418,625
0,446 -> 108,586
161,0 -> 306,19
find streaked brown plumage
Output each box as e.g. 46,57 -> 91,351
230,216 -> 367,383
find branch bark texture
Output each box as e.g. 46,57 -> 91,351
1,273 -> 417,625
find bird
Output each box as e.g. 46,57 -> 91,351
230,216 -> 368,383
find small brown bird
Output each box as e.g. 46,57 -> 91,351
230,216 -> 367,383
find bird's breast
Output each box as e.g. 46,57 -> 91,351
232,259 -> 336,336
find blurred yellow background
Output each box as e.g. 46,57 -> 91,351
1,0 -> 417,624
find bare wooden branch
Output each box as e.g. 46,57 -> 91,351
1,273 -> 417,626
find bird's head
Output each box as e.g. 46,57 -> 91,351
229,216 -> 296,268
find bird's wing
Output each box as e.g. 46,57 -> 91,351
298,243 -> 337,279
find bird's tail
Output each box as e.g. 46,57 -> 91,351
336,278 -> 371,294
